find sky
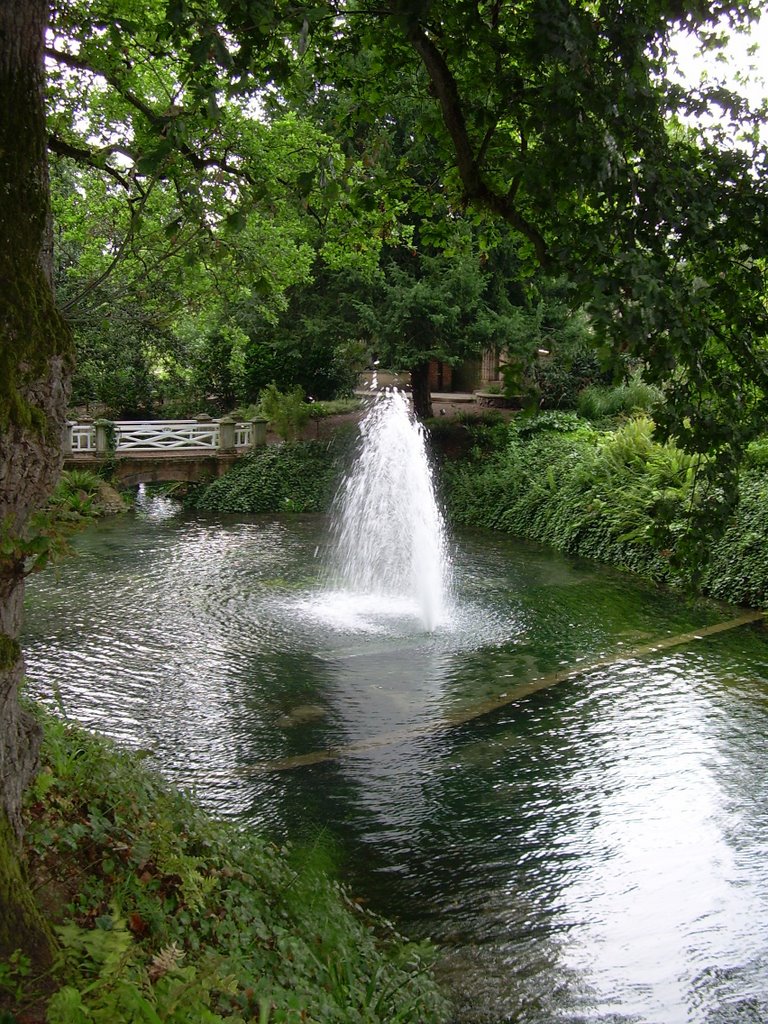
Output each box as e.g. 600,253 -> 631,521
669,13 -> 767,140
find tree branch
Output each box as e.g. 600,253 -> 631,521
402,22 -> 551,267
46,45 -> 257,189
47,133 -> 134,191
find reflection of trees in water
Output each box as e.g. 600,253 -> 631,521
23,510 -> 768,1023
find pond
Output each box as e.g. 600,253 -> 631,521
22,495 -> 768,1023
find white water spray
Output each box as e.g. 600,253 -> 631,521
328,389 -> 451,631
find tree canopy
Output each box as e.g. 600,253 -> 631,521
43,0 -> 768,446
2,0 -> 768,975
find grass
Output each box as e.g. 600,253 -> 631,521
9,706 -> 449,1023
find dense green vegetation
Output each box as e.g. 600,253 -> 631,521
187,437 -> 351,514
4,0 -> 768,1008
43,0 -> 768,439
5,707 -> 447,1023
441,411 -> 768,609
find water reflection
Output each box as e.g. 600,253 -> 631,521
22,505 -> 768,1023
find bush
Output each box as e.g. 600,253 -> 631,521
259,384 -> 311,442
239,337 -> 358,404
307,397 -> 362,418
743,435 -> 768,469
443,415 -> 708,586
530,347 -> 610,410
227,403 -> 263,423
701,471 -> 768,606
188,441 -> 345,514
515,409 -> 596,438
577,372 -> 664,421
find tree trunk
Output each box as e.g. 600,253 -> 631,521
0,0 -> 72,969
410,362 -> 433,419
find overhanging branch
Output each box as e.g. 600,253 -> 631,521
402,21 -> 551,268
47,133 -> 134,191
46,45 -> 256,189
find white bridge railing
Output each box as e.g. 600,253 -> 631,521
65,417 -> 268,455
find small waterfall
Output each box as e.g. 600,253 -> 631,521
328,389 -> 450,631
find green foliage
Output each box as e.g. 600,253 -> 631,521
295,0 -> 768,467
445,411 -> 768,604
577,373 -> 664,421
231,272 -> 367,404
188,441 -> 344,515
0,951 -> 31,1004
229,399 -> 362,427
20,708 -> 448,1024
701,472 -> 768,607
56,469 -> 102,494
258,384 -> 311,442
227,404 -> 263,423
307,398 -> 361,418
43,0 -> 768,473
516,410 -> 596,438
743,435 -> 768,469
444,413 -> 708,584
0,470 -> 106,579
45,469 -> 106,533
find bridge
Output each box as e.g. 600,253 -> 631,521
63,416 -> 268,485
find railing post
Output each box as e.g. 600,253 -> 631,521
218,415 -> 236,452
62,420 -> 74,456
251,416 -> 268,448
95,419 -> 109,453
194,412 -> 214,450
79,415 -> 93,453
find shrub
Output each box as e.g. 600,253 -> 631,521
259,383 -> 311,442
515,410 -> 596,438
701,472 -> 768,606
577,372 -> 664,421
53,469 -> 103,499
227,403 -> 262,423
188,441 -> 345,514
41,469 -> 106,545
530,347 -> 609,410
444,415 -> 706,586
743,435 -> 768,469
307,397 -> 362,418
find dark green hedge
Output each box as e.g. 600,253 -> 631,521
187,440 -> 346,514
702,473 -> 768,607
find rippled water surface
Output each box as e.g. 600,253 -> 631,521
22,498 -> 768,1023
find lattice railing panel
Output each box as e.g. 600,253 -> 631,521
66,419 -> 255,453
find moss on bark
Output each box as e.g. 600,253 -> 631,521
0,812 -> 55,996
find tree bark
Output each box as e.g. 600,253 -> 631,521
410,362 -> 433,419
0,0 -> 72,970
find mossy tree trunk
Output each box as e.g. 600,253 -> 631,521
0,0 -> 73,968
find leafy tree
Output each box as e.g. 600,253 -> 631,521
283,0 -> 768,459
354,233 -> 526,416
181,266 -> 363,412
45,1 -> 364,419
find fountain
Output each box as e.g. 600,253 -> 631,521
326,389 -> 450,632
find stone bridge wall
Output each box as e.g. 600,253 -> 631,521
64,452 -> 240,486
